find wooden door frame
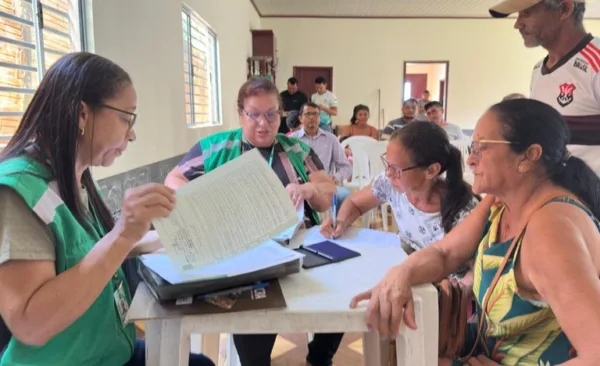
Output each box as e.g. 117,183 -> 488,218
293,66 -> 334,91
403,60 -> 449,120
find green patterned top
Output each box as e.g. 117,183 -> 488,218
471,197 -> 599,365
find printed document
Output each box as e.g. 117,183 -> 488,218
153,149 -> 298,271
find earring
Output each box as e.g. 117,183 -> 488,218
79,128 -> 84,136
518,165 -> 524,173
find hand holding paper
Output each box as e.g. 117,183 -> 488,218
152,149 -> 299,271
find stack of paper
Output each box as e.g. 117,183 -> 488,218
140,241 -> 303,284
149,149 -> 305,283
272,207 -> 304,242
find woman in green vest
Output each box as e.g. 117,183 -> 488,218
0,52 -> 215,366
165,77 -> 339,366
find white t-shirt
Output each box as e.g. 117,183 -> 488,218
441,123 -> 467,141
311,90 -> 338,126
529,34 -> 600,174
371,172 -> 478,252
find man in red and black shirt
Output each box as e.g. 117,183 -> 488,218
490,0 -> 600,174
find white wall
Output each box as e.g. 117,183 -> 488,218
88,0 -> 260,179
262,18 -> 600,129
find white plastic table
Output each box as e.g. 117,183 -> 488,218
128,227 -> 439,366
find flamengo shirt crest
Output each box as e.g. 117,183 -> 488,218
529,34 -> 600,174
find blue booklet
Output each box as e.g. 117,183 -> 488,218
295,241 -> 361,269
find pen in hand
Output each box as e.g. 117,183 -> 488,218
331,194 -> 337,239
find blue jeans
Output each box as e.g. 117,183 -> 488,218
125,340 -> 215,366
335,186 -> 351,213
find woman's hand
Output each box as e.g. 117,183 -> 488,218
113,183 -> 176,243
286,182 -> 316,209
320,217 -> 350,239
349,265 -> 417,339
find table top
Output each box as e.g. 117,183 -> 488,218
127,227 -> 437,334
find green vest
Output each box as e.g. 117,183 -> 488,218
200,128 -> 321,224
0,157 -> 135,366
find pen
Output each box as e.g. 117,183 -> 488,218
331,193 -> 337,239
197,282 -> 270,301
302,246 -> 335,261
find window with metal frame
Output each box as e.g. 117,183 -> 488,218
0,0 -> 85,144
181,5 -> 221,128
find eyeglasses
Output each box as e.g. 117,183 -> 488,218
381,153 -> 420,178
470,140 -> 512,158
101,104 -> 137,129
302,112 -> 319,117
243,109 -> 281,124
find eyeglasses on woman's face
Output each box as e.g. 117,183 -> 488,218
469,140 -> 512,159
380,153 -> 420,178
243,109 -> 281,124
101,104 -> 137,129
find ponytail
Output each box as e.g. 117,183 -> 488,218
550,156 -> 600,218
440,146 -> 473,233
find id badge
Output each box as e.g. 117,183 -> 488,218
113,281 -> 130,326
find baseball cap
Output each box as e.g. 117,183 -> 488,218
489,0 -> 585,18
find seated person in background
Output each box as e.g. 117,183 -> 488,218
381,98 -> 419,139
356,99 -> 600,366
425,101 -> 468,141
0,53 -> 214,366
338,104 -> 379,140
285,110 -> 301,136
165,77 -> 342,366
290,103 -> 352,212
321,122 -> 478,272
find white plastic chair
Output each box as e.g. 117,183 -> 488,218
450,138 -> 471,170
340,136 -> 377,190
361,140 -> 391,231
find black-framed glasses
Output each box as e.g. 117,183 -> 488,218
101,104 -> 137,128
243,109 -> 281,124
470,140 -> 512,158
381,153 -> 419,178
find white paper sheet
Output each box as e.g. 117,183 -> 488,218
139,240 -> 304,284
272,207 -> 304,242
152,149 -> 298,271
301,227 -> 400,248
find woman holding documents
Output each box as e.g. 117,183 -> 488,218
352,99 -> 600,365
165,77 -> 340,366
321,121 -> 478,261
0,53 -> 214,366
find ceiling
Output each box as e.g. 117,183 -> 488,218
251,0 -> 600,19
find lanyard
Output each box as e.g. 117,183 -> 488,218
267,145 -> 275,167
241,137 -> 276,167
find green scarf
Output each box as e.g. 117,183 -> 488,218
200,128 -> 321,224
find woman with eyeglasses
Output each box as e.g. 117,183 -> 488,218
353,99 -> 600,365
0,53 -> 215,365
165,77 -> 340,366
321,121 -> 478,261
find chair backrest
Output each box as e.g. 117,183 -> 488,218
341,136 -> 376,189
450,139 -> 471,159
361,140 -> 388,182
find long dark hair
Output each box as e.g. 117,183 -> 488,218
490,99 -> 600,218
350,104 -> 369,124
390,121 -> 474,233
0,52 -> 132,233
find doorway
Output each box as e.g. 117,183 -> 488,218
403,61 -> 449,119
293,66 -> 333,98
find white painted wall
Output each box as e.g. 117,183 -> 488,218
262,18 -> 600,129
88,0 -> 260,179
